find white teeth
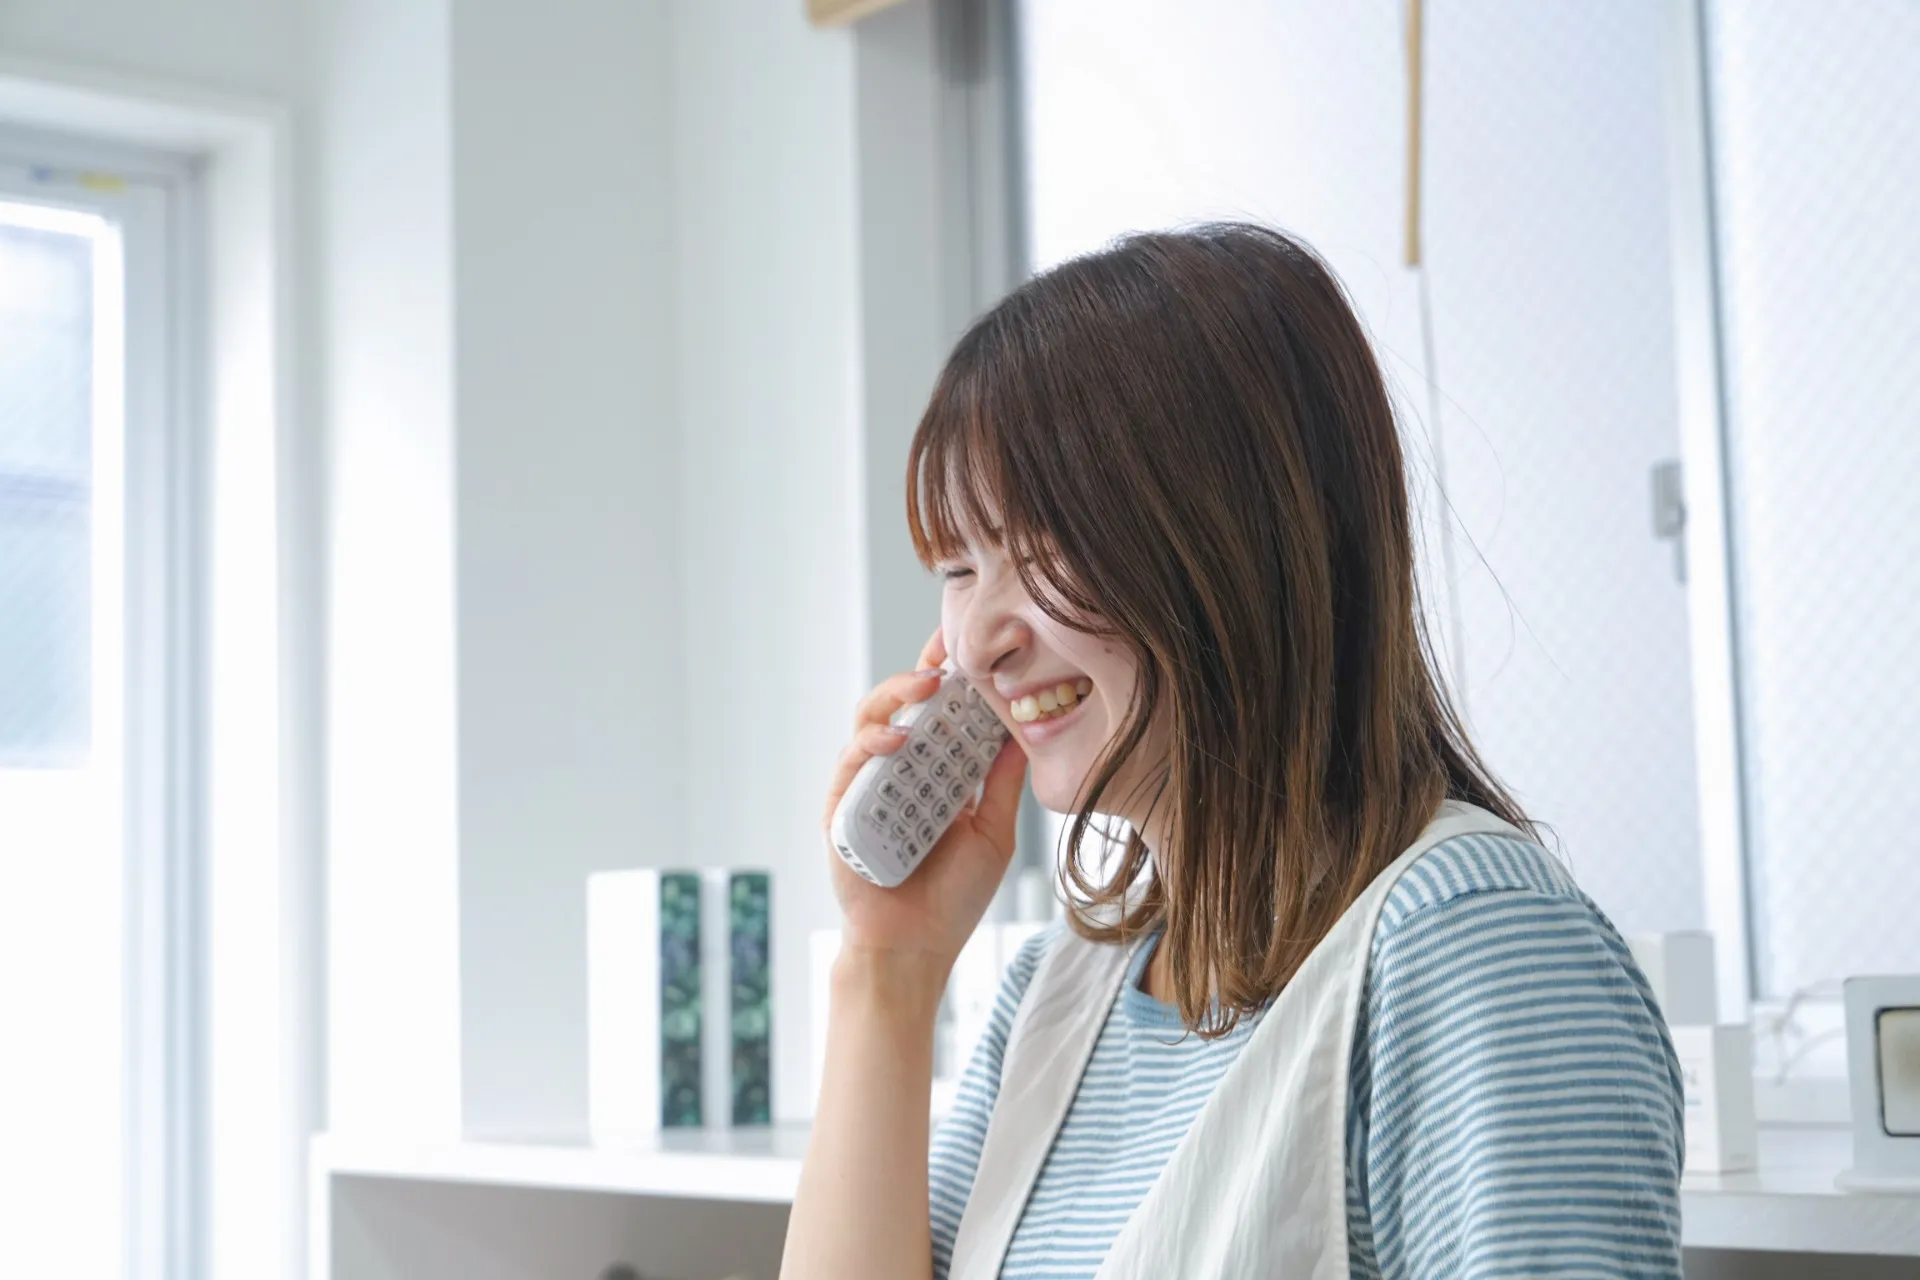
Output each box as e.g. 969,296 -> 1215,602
1010,680 -> 1089,725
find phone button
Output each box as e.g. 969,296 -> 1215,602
899,799 -> 922,822
943,738 -> 969,763
946,777 -> 971,804
908,738 -> 937,762
877,778 -> 906,805
959,757 -> 984,784
891,757 -> 918,780
931,797 -> 952,822
925,717 -> 955,742
916,820 -> 939,846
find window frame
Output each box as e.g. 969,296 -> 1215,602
0,127 -> 208,1280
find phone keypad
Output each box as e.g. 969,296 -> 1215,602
839,673 -> 1011,886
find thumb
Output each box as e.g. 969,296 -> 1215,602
970,741 -> 1029,855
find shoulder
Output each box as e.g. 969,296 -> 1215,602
1001,918 -> 1069,993
980,918 -> 1076,1037
1361,830 -> 1679,1093
1349,832 -> 1687,1276
1376,829 -> 1586,934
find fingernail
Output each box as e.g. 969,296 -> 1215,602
913,667 -> 943,679
883,724 -> 910,736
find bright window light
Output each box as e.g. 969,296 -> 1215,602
0,195 -> 127,1278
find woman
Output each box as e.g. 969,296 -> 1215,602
784,224 -> 1684,1279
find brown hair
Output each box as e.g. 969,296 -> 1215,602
906,223 -> 1533,1034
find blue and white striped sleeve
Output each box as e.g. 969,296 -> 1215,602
1351,886 -> 1686,1279
928,926 -> 1055,1280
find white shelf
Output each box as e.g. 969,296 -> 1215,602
314,1125 -> 809,1205
1680,1126 -> 1920,1256
315,1124 -> 1920,1256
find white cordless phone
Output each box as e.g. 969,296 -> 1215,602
830,669 -> 1010,887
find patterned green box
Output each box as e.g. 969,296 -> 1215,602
730,871 -> 773,1125
658,871 -> 703,1127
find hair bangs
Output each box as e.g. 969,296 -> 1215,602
908,317 -> 1121,638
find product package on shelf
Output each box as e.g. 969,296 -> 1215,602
729,871 -> 774,1125
588,868 -> 706,1143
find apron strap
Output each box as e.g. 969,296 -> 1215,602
946,927 -> 1137,1280
1095,801 -> 1530,1279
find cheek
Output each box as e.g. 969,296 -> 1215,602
939,592 -> 969,669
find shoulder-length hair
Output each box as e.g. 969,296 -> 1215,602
907,223 -> 1533,1035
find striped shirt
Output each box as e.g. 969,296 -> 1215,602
928,832 -> 1686,1279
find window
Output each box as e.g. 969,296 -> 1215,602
0,137 -> 198,1280
0,207 -> 98,764
1017,0 -> 1705,936
1014,1 -> 1920,1018
1702,0 -> 1920,1000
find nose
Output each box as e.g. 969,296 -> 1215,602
949,569 -> 1029,683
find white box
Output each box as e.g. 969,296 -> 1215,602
588,870 -> 665,1145
1839,975 -> 1920,1189
947,926 -> 1004,1081
1627,931 -> 1719,1027
1671,1024 -> 1757,1174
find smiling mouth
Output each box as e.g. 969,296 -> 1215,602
1008,677 -> 1094,724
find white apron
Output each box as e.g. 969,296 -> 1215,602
947,800 -> 1527,1280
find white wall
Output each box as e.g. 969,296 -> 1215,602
310,0 -> 464,1143
671,0 -> 865,1126
0,0 -> 300,99
451,0 -> 680,1139
2,0 -> 916,1188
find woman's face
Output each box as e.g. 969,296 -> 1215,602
938,538 -> 1164,827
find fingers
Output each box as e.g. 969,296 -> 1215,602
915,626 -> 946,673
820,725 -> 909,832
851,668 -> 941,732
969,740 -> 1029,853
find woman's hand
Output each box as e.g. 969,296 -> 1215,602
820,628 -> 1028,971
